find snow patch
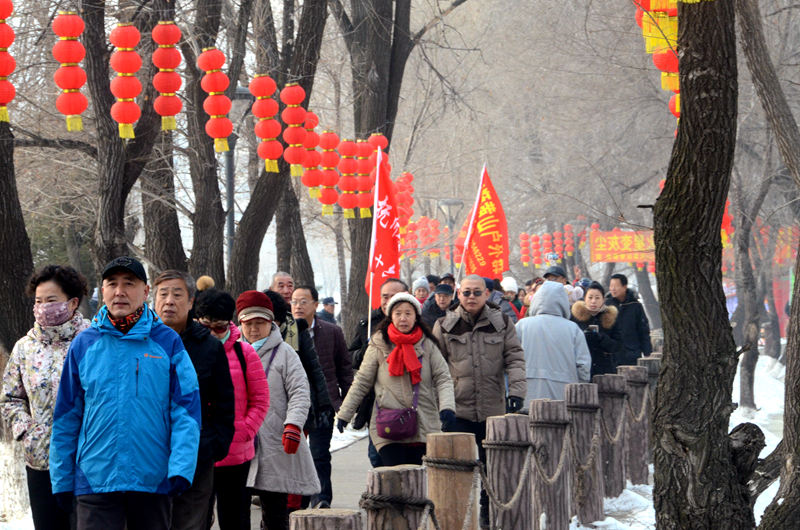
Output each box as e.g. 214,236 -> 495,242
330,426 -> 369,452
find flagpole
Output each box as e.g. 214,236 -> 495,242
455,163 -> 487,284
366,148 -> 383,340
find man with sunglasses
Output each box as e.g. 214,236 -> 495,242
153,270 -> 235,530
432,274 -> 526,528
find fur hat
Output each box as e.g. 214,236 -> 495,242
386,292 -> 422,317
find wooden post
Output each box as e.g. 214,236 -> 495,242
593,374 -> 627,497
361,465 -> 427,530
290,509 -> 363,529
565,383 -> 604,524
618,366 -> 650,485
638,355 -> 660,464
426,432 -> 479,530
484,414 -> 531,529
529,399 -> 571,530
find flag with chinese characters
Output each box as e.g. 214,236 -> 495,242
365,149 -> 400,308
460,166 -> 509,277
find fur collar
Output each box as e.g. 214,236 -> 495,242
571,301 -> 618,329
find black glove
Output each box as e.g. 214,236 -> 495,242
506,396 -> 524,414
439,409 -> 456,431
584,329 -> 600,347
168,476 -> 190,497
318,406 -> 335,431
336,418 -> 348,433
55,492 -> 74,512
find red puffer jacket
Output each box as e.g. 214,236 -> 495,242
216,323 -> 269,467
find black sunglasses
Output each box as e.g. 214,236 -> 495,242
461,289 -> 484,298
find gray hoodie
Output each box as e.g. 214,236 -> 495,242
515,281 -> 591,402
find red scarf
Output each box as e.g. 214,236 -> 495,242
386,324 -> 423,384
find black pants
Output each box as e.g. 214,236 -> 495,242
367,436 -> 384,467
447,417 -> 489,524
26,466 -> 72,530
171,458 -> 214,530
377,442 -> 426,466
212,461 -> 251,530
257,490 -> 288,530
76,491 -> 171,530
308,422 -> 333,505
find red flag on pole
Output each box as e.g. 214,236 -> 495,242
458,166 -> 509,277
365,149 -> 400,309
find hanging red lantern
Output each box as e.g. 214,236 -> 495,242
301,112 -> 322,197
280,83 -> 307,176
355,139 -> 375,218
318,130 -> 340,215
249,74 -> 281,172
669,93 -> 680,118
197,47 -> 232,152
337,139 -> 358,218
52,11 -> 87,131
109,23 -> 141,138
151,20 -> 182,130
0,0 -> 14,122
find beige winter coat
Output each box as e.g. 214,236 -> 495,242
337,333 -> 455,452
433,304 -> 526,422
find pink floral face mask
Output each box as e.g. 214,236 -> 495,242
33,301 -> 73,327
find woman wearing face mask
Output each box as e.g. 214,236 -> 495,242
570,281 -> 622,377
193,288 -> 269,530
335,293 -> 455,466
1,265 -> 89,529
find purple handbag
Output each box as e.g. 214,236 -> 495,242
375,383 -> 419,441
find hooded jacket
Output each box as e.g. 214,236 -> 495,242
50,304 -> 201,495
515,281 -> 591,402
570,301 -> 621,377
337,333 -> 455,452
215,322 -> 269,467
247,324 -> 319,495
605,289 -> 652,364
1,312 -> 89,470
433,304 -> 526,422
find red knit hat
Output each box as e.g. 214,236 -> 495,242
236,290 -> 275,322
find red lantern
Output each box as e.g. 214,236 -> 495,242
151,20 -> 182,130
280,84 -> 307,176
249,74 -> 281,172
669,93 -> 680,118
52,13 -> 88,130
109,23 -> 141,138
355,139 -> 375,218
318,131 -> 340,215
301,112 -> 322,197
0,1 -> 14,123
337,139 -> 359,218
198,47 -> 232,152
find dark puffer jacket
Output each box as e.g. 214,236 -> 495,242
605,289 -> 652,365
570,302 -> 622,378
180,319 -> 236,463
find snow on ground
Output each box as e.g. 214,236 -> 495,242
330,426 -> 369,452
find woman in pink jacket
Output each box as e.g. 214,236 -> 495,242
195,289 -> 269,530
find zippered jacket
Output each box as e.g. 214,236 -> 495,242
50,304 -> 201,496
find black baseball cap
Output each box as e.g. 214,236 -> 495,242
321,297 -> 337,305
102,256 -> 147,283
434,283 -> 454,295
543,265 -> 567,279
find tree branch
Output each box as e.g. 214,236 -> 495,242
14,128 -> 98,159
327,0 -> 354,56
411,0 -> 469,46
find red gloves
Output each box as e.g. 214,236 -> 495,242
282,424 -> 302,454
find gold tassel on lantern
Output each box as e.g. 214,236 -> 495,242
321,204 -> 333,216
290,164 -> 303,177
0,106 -> 8,122
344,208 -> 355,219
119,122 -> 134,139
265,159 -> 279,172
215,137 -> 229,152
308,188 -> 321,199
661,72 -> 679,92
359,208 -> 371,218
162,116 -> 176,130
66,115 -> 83,131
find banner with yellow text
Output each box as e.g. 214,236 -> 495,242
459,167 -> 509,277
590,230 -> 654,262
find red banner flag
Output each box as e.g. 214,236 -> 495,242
459,166 -> 509,277
365,149 -> 400,309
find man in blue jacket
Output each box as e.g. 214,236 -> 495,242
50,257 -> 201,530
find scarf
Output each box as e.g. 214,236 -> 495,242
386,324 -> 423,384
108,305 -> 144,334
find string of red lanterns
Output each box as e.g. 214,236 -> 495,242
301,112 -> 322,197
318,130 -> 340,215
337,139 -> 358,218
0,0 -> 13,123
249,74 -> 281,171
109,23 -> 142,139
280,83 -> 307,176
151,21 -> 182,131
51,12 -> 86,131
197,47 -> 232,152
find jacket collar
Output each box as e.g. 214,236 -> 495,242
93,303 -> 160,338
442,304 -> 504,333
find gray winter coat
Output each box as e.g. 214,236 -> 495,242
246,325 -> 320,495
515,281 -> 591,402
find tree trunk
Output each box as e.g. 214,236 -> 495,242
734,0 -> 800,524
336,211 -> 349,307
601,262 -> 616,289
0,122 -> 33,367
276,180 -> 293,273
634,268 -> 662,330
141,133 -> 188,273
651,1 -> 751,528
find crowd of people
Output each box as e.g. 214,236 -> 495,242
0,257 -> 653,530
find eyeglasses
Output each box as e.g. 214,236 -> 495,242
290,299 -> 312,307
461,289 -> 484,298
198,319 -> 230,333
